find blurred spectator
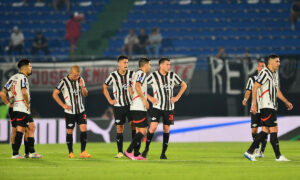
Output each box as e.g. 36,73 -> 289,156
217,47 -> 226,59
121,29 -> 139,57
31,31 -> 50,55
290,0 -> 300,30
65,12 -> 84,57
244,49 -> 251,62
101,107 -> 114,120
7,26 -> 24,55
53,0 -> 70,12
17,0 -> 45,7
137,28 -> 148,54
146,27 -> 162,57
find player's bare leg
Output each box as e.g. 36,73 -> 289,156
115,125 -> 124,158
79,124 -> 91,158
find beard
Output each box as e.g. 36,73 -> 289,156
27,71 -> 32,76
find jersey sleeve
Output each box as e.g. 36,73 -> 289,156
174,73 -> 183,85
3,78 -> 13,91
104,73 -> 113,86
136,72 -> 146,84
147,73 -> 154,85
21,77 -> 28,89
256,71 -> 268,85
56,79 -> 65,91
245,77 -> 253,91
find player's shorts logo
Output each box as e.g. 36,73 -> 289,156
252,124 -> 257,127
115,119 -> 120,123
68,123 -> 73,127
151,117 -> 156,121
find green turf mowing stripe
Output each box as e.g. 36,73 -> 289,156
289,134 -> 300,141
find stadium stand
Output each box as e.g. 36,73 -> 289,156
103,0 -> 300,57
0,0 -> 299,61
0,0 -> 109,61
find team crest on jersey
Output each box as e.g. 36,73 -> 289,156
257,75 -> 261,80
138,77 -> 143,81
5,83 -> 10,89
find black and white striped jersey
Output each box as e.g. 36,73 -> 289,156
4,73 -> 30,114
147,70 -> 182,111
104,70 -> 134,107
245,75 -> 261,113
56,76 -> 86,114
256,67 -> 279,110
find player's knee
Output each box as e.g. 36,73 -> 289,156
80,124 -> 87,132
67,129 -> 73,134
17,126 -> 25,133
29,123 -> 36,132
251,128 -> 258,134
116,125 -> 124,133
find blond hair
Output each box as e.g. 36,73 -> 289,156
70,65 -> 80,73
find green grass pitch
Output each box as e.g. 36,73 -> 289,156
1,142 -> 300,179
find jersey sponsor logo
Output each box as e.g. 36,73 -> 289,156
121,84 -> 129,90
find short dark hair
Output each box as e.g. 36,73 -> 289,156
139,58 -> 150,68
257,60 -> 265,64
17,58 -> 31,69
159,58 -> 170,65
118,55 -> 129,62
268,54 -> 279,61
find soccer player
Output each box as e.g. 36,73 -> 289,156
0,79 -> 31,158
242,60 -> 267,158
141,58 -> 187,159
52,65 -> 91,158
244,54 -> 293,161
103,55 -> 136,158
0,58 -> 42,159
124,58 -> 151,160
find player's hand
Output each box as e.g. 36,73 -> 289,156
109,99 -> 117,105
25,103 -> 30,110
143,99 -> 149,110
171,96 -> 179,104
251,104 -> 257,115
150,98 -> 159,105
79,78 -> 85,88
286,101 -> 293,111
63,104 -> 72,110
242,99 -> 247,106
